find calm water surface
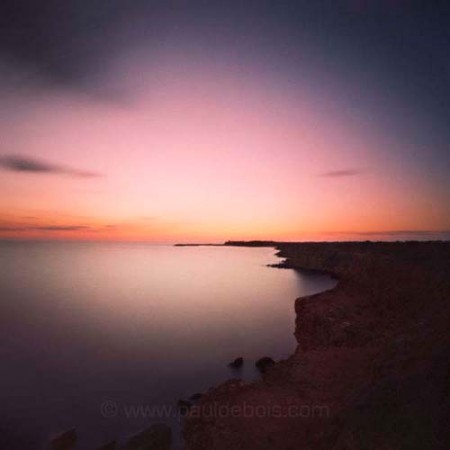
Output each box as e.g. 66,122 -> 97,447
0,242 -> 335,449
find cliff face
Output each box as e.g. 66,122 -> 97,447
183,242 -> 450,450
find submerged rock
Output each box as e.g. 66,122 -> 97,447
122,423 -> 171,450
228,357 -> 244,368
50,428 -> 77,450
255,356 -> 275,373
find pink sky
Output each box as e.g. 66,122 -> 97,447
0,56 -> 448,242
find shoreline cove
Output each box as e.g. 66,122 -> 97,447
34,243 -> 332,450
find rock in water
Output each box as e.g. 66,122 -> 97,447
177,399 -> 192,417
177,399 -> 192,409
228,357 -> 244,368
50,428 -> 77,450
189,393 -> 203,401
122,423 -> 171,450
255,356 -> 275,373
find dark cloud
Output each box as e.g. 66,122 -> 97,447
319,169 -> 363,178
1,2 -> 450,99
35,225 -> 90,231
355,230 -> 450,237
0,225 -> 91,232
0,155 -> 101,178
324,230 -> 450,241
0,227 -> 24,232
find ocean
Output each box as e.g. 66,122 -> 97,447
0,241 -> 335,449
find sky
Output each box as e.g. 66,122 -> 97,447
0,0 -> 449,242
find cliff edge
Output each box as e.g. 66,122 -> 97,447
183,241 -> 450,449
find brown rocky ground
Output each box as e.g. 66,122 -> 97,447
183,241 -> 450,450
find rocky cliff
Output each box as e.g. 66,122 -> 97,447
183,241 -> 450,449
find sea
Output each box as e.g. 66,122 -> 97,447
0,241 -> 336,449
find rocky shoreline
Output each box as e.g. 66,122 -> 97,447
183,241 -> 450,449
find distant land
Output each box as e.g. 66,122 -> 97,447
175,239 -> 450,248
174,243 -> 222,247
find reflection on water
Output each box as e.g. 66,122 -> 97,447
0,242 -> 336,449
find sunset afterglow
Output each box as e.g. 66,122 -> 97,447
1,4 -> 450,450
1,2 -> 449,242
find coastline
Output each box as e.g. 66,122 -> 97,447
183,241 -> 450,449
